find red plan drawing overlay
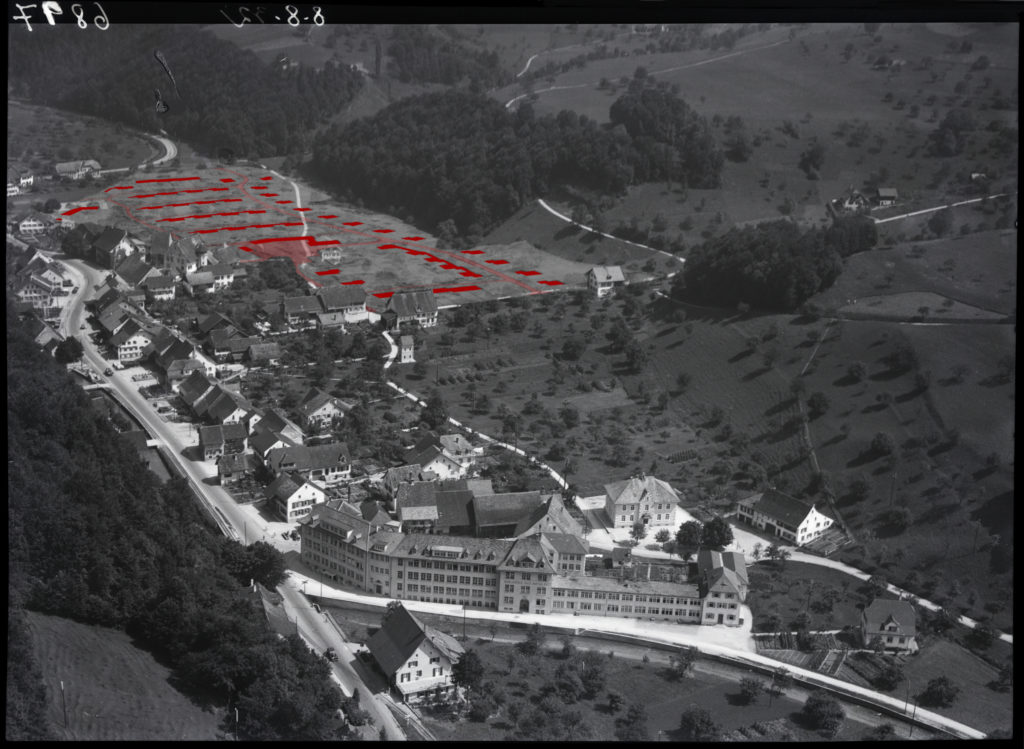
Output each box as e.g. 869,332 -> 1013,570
103,167 -> 562,296
62,206 -> 98,216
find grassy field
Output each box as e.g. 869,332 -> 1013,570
745,560 -> 878,633
7,100 -> 158,172
396,289 -> 808,500
419,636 -> 888,741
491,23 -> 1017,254
25,611 -> 223,740
901,637 -> 1013,734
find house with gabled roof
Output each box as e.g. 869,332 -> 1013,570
586,265 -> 626,297
513,493 -> 583,539
15,212 -> 56,237
92,227 -> 135,269
736,489 -> 834,546
247,342 -> 282,366
218,451 -> 256,489
114,254 -> 160,289
144,274 -> 176,302
382,289 -> 438,330
55,159 -> 100,179
861,599 -> 917,653
199,422 -> 249,461
266,442 -> 351,487
298,387 -> 351,432
109,318 -> 158,362
604,472 -> 681,529
283,296 -> 322,326
149,234 -> 205,278
366,603 -> 464,703
317,285 -> 367,323
267,471 -> 328,523
438,433 -> 483,470
472,491 -> 544,538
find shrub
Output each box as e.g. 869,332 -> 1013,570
800,690 -> 845,734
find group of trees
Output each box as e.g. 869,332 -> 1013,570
311,83 -> 722,243
675,219 -> 845,311
8,26 -> 362,159
6,306 -> 344,740
388,25 -> 506,88
675,516 -> 735,550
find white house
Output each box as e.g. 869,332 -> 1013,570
603,473 -> 681,529
861,599 -> 918,653
382,289 -> 438,329
400,335 -> 415,363
586,265 -> 626,297
735,490 -> 835,546
266,443 -> 352,487
267,471 -> 328,523
366,603 -> 464,703
438,434 -> 482,470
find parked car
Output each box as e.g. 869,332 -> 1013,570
324,647 -> 338,662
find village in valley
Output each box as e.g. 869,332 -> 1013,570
7,16 -> 1015,744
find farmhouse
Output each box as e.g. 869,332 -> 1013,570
15,212 -> 56,236
108,319 -> 158,362
317,285 -> 367,324
586,265 -> 626,297
405,443 -> 464,481
861,599 -> 918,653
149,232 -> 207,278
438,433 -> 482,470
144,275 -> 176,302
735,490 -> 834,546
382,289 -> 438,330
55,159 -> 101,180
114,255 -> 161,289
251,408 -> 306,447
266,442 -> 352,487
366,603 -> 464,704
283,296 -> 322,327
604,473 -> 682,529
247,342 -> 281,365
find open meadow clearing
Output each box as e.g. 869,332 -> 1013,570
25,611 -> 222,740
7,101 -> 159,172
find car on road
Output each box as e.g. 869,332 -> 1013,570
324,647 -> 338,662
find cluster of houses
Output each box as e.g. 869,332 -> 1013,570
828,186 -> 899,217
8,248 -> 76,323
6,159 -> 112,198
6,166 -> 34,196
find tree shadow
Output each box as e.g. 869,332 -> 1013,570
868,367 -> 905,382
978,374 -> 1010,388
832,374 -> 860,387
724,692 -> 754,706
765,398 -> 797,417
729,348 -> 757,363
846,450 -> 879,468
860,402 -> 888,414
926,441 -> 956,457
554,224 -> 582,241
742,367 -> 771,381
894,387 -> 924,403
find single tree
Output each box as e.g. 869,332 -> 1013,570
918,675 -> 960,707
54,336 -> 84,364
607,690 -> 625,713
807,391 -> 830,419
654,529 -> 671,543
668,646 -> 697,679
800,689 -> 846,734
702,516 -> 734,549
452,650 -> 485,692
630,521 -> 648,546
739,676 -> 765,704
616,702 -> 649,741
679,705 -> 721,741
676,520 -> 703,548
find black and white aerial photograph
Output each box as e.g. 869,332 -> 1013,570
6,2 -> 1016,742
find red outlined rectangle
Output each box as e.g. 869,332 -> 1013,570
316,269 -> 340,276
62,206 -> 98,216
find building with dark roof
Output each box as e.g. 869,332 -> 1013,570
381,289 -> 438,330
736,490 -> 834,546
199,422 -> 249,461
115,254 -> 160,289
472,491 -> 544,537
218,452 -> 256,488
366,603 -> 464,703
298,388 -> 351,432
861,599 -> 917,652
267,471 -> 328,523
266,443 -> 352,486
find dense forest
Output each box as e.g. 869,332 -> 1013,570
7,25 -> 362,158
675,220 -> 847,311
388,25 -> 508,88
6,302 -> 345,740
310,79 -> 722,242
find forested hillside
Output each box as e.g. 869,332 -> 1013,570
7,25 -> 362,158
388,25 -> 508,87
675,220 -> 846,311
310,79 -> 722,242
6,303 -> 344,740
